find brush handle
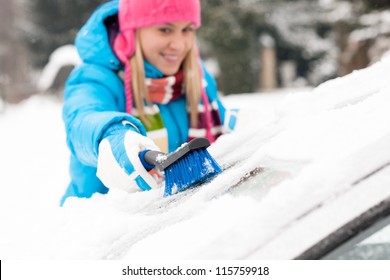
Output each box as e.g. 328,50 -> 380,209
139,150 -> 165,171
139,138 -> 211,172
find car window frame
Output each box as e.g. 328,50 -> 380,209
295,197 -> 390,259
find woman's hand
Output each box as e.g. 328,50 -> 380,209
97,121 -> 160,192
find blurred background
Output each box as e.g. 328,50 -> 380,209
1,0 -> 390,105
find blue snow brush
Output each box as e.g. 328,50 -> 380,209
139,138 -> 222,196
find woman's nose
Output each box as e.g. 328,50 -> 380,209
168,33 -> 187,51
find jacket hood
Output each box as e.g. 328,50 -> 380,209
75,0 -> 121,70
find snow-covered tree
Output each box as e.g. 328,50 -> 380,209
199,0 -> 390,93
199,0 -> 267,94
199,0 -> 352,93
21,0 -> 108,68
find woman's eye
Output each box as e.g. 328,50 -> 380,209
183,27 -> 194,33
159,28 -> 172,34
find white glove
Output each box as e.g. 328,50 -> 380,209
97,122 -> 161,193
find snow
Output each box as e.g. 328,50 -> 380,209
36,45 -> 81,92
1,54 -> 390,260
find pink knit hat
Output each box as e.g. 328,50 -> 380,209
113,0 -> 201,113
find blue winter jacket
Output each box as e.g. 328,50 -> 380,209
61,0 -> 231,205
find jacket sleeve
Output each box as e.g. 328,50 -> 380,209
63,63 -> 146,167
202,63 -> 239,132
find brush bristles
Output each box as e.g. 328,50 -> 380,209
164,148 -> 222,196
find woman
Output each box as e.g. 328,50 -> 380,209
61,0 -> 237,205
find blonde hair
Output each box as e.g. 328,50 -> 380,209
130,30 -> 202,127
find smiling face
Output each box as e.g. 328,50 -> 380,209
138,21 -> 196,76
